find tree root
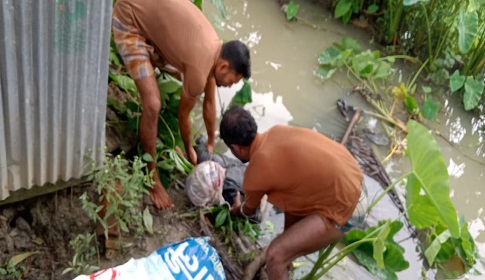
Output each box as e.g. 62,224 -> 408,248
243,246 -> 268,280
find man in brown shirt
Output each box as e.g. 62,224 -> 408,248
112,0 -> 251,209
220,106 -> 363,279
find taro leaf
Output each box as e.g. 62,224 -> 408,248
405,95 -> 420,115
211,0 -> 227,18
143,207 -> 154,234
463,76 -> 484,111
318,46 -> 343,66
450,70 -> 465,92
215,209 -> 228,227
425,230 -> 451,266
229,79 -> 252,107
373,61 -> 391,79
339,37 -> 362,53
351,51 -> 379,78
286,0 -> 300,20
344,220 -> 408,279
335,0 -> 352,19
317,67 -> 337,80
109,71 -> 138,94
423,96 -> 440,121
458,9 -> 478,54
405,120 -> 460,238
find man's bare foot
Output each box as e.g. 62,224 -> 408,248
149,181 -> 174,209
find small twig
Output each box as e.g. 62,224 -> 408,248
340,109 -> 362,145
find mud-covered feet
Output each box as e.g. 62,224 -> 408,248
149,182 -> 174,209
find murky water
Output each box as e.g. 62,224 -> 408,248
201,0 -> 485,279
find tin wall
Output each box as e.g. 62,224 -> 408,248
0,0 -> 111,200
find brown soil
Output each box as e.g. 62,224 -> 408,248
0,182 -> 202,280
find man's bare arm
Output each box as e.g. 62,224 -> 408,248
178,90 -> 198,164
203,77 -> 216,152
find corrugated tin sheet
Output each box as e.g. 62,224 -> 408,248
0,0 -> 112,200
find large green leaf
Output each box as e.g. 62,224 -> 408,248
450,70 -> 465,92
458,9 -> 478,54
344,221 -> 408,279
405,120 -> 459,238
463,76 -> 484,111
229,80 -> 252,107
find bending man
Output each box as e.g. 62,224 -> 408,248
219,106 -> 364,279
112,0 -> 251,209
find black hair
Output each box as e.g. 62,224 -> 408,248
220,105 -> 257,146
221,40 -> 251,79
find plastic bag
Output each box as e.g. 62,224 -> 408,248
73,237 -> 225,280
185,161 -> 226,207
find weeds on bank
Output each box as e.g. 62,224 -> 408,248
63,154 -> 154,276
62,234 -> 99,276
0,251 -> 40,278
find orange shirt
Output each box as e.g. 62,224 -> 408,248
244,125 -> 363,226
113,0 -> 222,99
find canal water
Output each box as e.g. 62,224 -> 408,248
199,0 -> 485,279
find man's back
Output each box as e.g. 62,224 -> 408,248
114,0 -> 221,96
244,125 -> 363,226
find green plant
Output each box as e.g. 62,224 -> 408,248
0,251 -> 40,278
450,70 -> 484,111
285,0 -> 300,21
303,120 -> 480,279
211,205 -> 260,242
81,154 -> 152,239
62,233 -> 99,276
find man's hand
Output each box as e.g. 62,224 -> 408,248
230,192 -> 242,216
206,142 -> 214,153
186,145 -> 198,165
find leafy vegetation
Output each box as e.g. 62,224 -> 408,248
62,234 -> 99,276
288,0 -> 485,111
81,154 -> 153,239
303,120 -> 480,279
0,251 -> 40,278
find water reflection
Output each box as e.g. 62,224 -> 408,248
447,158 -> 466,178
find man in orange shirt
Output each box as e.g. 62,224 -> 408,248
220,106 -> 365,279
112,0 -> 251,209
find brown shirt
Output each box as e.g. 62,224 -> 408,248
244,125 -> 363,226
113,0 -> 222,99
